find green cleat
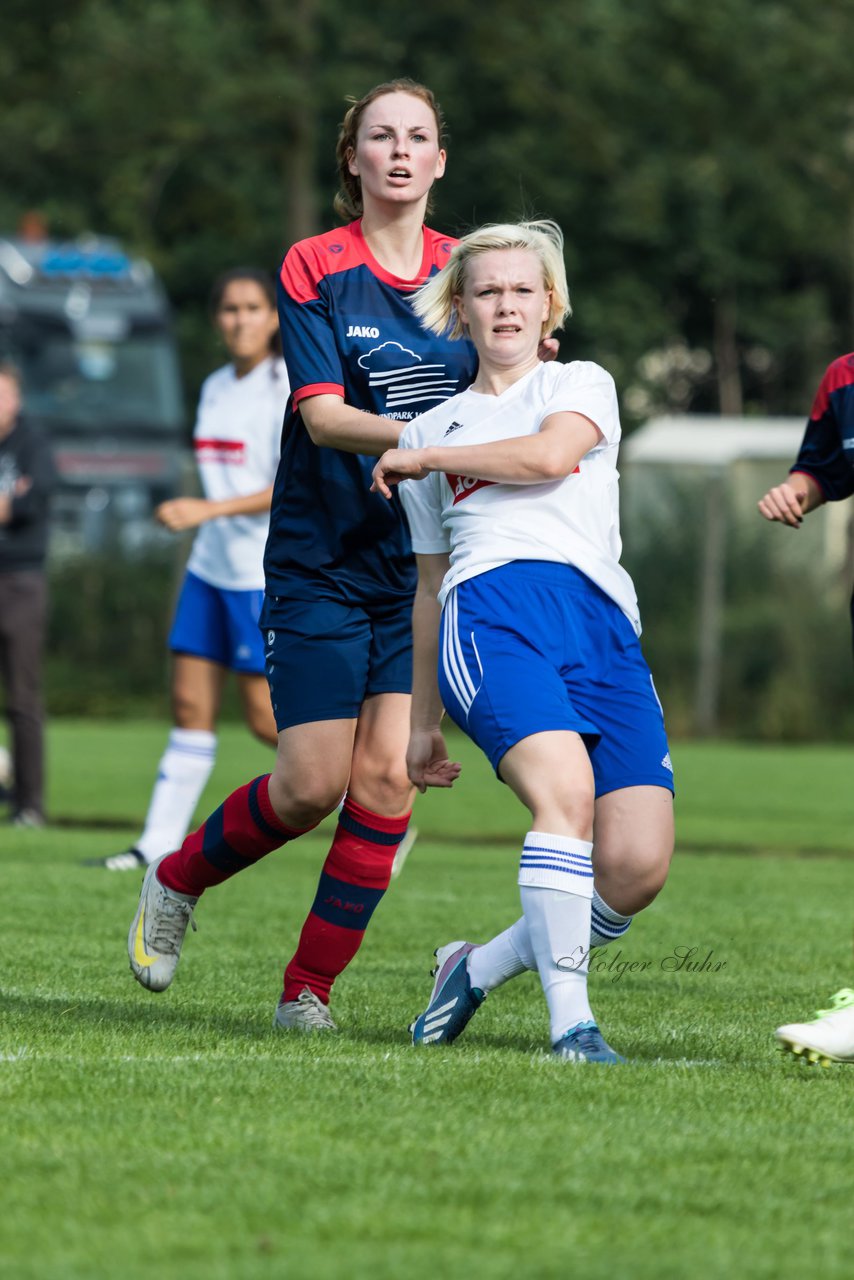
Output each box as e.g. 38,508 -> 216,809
775,989 -> 854,1065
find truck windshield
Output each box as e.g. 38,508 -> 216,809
17,330 -> 183,431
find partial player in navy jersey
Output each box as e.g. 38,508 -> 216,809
126,80 -> 479,1026
759,352 -> 854,653
759,352 -> 854,1066
372,221 -> 675,1063
94,270 -> 284,873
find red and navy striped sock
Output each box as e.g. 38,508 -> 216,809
282,796 -> 411,1004
157,774 -> 314,897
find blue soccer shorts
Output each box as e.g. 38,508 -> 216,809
438,560 -> 674,798
260,592 -> 413,731
168,570 -> 266,674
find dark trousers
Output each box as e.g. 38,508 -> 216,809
0,570 -> 47,817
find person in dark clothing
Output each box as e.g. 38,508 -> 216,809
758,351 -> 854,1067
0,361 -> 55,826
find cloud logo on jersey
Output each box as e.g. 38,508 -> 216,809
445,472 -> 496,504
358,342 -> 459,413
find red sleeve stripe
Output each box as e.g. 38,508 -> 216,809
809,353 -> 854,420
789,468 -> 829,500
194,439 -> 244,453
292,382 -> 345,406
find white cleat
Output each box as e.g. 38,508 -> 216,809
390,826 -> 418,880
86,847 -> 147,871
128,856 -> 198,992
274,986 -> 338,1033
775,989 -> 854,1065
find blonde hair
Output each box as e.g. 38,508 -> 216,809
334,79 -> 447,223
412,220 -> 571,340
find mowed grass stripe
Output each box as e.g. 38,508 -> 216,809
1,723 -> 852,1278
29,718 -> 854,854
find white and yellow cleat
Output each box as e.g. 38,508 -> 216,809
775,989 -> 854,1066
128,856 -> 198,992
273,986 -> 337,1033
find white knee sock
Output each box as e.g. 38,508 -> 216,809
135,728 -> 217,862
590,889 -> 633,948
468,917 -> 535,993
519,830 -> 595,1044
469,889 -> 635,989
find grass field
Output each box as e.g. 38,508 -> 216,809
2,721 -> 852,1279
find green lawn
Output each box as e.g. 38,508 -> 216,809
1,722 -> 852,1279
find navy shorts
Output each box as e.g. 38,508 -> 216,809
260,593 -> 413,731
168,570 -> 266,674
438,561 -> 674,798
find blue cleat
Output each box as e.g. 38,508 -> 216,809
410,941 -> 485,1045
553,1022 -> 626,1064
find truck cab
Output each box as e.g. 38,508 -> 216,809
0,234 -> 186,556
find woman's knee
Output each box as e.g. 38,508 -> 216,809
170,657 -> 221,731
499,736 -> 595,839
592,786 -> 674,912
267,720 -> 358,827
624,861 -> 670,910
267,759 -> 346,829
525,787 -> 595,841
594,843 -> 672,914
349,754 -> 412,815
171,689 -> 210,731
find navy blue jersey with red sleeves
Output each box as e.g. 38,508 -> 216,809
265,220 -> 478,606
790,352 -> 854,502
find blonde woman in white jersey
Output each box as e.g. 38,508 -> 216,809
91,268 -> 286,871
372,221 -> 674,1062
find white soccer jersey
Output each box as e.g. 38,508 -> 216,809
186,356 -> 288,591
398,359 -> 641,633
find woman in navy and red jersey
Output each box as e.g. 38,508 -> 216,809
759,351 -> 854,1067
128,79 -> 479,1028
759,352 -> 854,649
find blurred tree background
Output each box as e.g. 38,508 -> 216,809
2,0 -> 851,416
1,0 -> 853,734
